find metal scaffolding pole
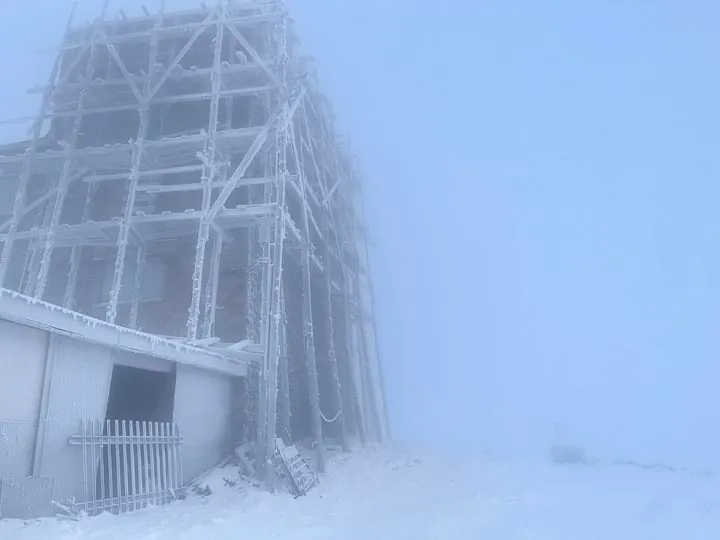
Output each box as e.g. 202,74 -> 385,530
355,308 -> 381,441
201,226 -> 224,339
64,181 -> 97,309
258,5 -> 290,488
355,188 -> 390,441
343,271 -> 368,444
288,121 -> 325,468
244,75 -> 269,449
34,3 -> 107,300
278,284 -> 291,435
187,8 -> 223,340
344,171 -> 387,442
251,54 -> 274,484
128,245 -> 146,329
258,127 -> 288,489
106,1 -> 164,324
24,177 -> 57,296
324,245 -> 350,451
340,193 -> 379,442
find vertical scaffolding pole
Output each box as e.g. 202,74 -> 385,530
348,178 -> 387,441
343,270 -> 368,444
257,3 -> 293,487
288,123 -> 325,468
245,227 -> 263,445
19,247 -> 33,296
252,115 -> 274,482
34,10 -> 106,299
258,118 -> 288,490
24,180 -> 57,296
278,284 -> 291,435
64,181 -> 97,309
356,312 -> 381,441
201,226 -> 224,339
128,246 -> 146,329
254,217 -> 269,477
243,87 -> 269,448
324,246 -> 349,450
107,1 -> 163,324
344,208 -> 379,442
355,229 -> 389,440
188,8 -> 223,340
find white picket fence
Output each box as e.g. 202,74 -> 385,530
70,419 -> 184,516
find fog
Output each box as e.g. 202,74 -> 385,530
3,0 -> 720,471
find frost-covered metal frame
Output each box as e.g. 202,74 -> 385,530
0,0 -> 389,489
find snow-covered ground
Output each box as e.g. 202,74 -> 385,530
3,446 -> 720,539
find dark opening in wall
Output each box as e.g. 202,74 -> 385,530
105,364 -> 176,423
100,363 -> 177,502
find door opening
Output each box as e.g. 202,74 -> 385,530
98,364 -> 177,503
106,364 -> 176,422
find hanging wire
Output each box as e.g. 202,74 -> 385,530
319,408 -> 341,423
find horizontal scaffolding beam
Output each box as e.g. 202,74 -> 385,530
135,175 -> 279,194
61,12 -> 281,49
0,204 -> 276,245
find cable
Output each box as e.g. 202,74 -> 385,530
320,408 -> 341,423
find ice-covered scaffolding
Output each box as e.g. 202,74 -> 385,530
0,0 -> 388,487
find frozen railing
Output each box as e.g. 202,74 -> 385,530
69,419 -> 184,516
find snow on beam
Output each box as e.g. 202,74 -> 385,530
31,62 -> 270,95
0,288 -> 249,377
84,165 -> 205,183
135,175 -> 277,194
59,14 -> 280,50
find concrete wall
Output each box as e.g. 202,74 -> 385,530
35,335 -> 113,504
0,320 -> 49,479
174,364 -> 234,483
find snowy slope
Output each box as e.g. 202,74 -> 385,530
2,446 -> 720,539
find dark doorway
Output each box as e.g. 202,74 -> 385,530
99,365 -> 177,503
105,364 -> 176,422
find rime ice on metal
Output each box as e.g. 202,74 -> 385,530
0,0 -> 388,489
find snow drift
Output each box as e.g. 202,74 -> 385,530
2,446 -> 720,539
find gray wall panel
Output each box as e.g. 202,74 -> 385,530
174,365 -> 233,483
0,320 -> 48,479
37,335 -> 113,504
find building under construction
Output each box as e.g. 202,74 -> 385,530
0,0 -> 387,515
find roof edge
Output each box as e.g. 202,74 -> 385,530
0,288 -> 248,377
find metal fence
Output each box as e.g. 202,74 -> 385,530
70,419 -> 183,516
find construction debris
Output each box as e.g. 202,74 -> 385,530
274,436 -> 319,497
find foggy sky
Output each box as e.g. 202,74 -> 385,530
3,0 -> 720,470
